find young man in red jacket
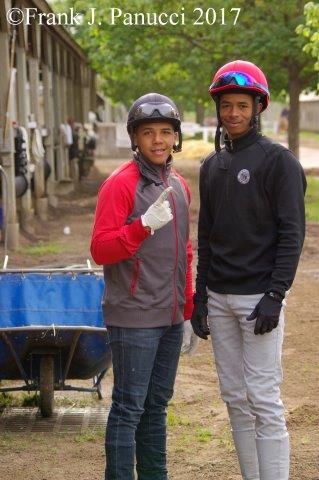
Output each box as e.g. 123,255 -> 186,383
91,93 -> 193,480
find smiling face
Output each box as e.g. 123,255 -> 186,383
134,121 -> 177,165
219,92 -> 262,139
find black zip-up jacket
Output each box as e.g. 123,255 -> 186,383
196,128 -> 307,300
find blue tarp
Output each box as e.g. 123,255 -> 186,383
0,272 -> 110,380
0,272 -> 105,329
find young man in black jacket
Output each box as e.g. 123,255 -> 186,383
191,60 -> 306,480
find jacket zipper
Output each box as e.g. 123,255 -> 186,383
163,177 -> 178,324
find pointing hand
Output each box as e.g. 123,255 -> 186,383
141,187 -> 173,233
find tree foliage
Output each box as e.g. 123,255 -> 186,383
50,0 -> 318,153
227,0 -> 318,154
51,0 -> 316,101
50,2 -> 244,106
296,1 -> 319,81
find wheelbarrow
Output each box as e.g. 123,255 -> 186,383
0,267 -> 111,417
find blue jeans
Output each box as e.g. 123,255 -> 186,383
105,323 -> 183,480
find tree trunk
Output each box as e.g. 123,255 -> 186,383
288,66 -> 300,158
195,103 -> 205,125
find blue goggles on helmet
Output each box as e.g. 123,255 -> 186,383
210,71 -> 269,94
133,103 -> 180,121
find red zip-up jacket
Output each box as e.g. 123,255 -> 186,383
90,153 -> 193,328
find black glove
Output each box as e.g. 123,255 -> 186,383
191,301 -> 210,340
246,293 -> 283,335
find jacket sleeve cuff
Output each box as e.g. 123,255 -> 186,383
193,291 -> 208,304
183,293 -> 193,320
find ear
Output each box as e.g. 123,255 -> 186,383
130,130 -> 138,151
257,103 -> 263,114
172,131 -> 178,151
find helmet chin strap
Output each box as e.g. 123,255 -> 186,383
214,97 -> 223,153
251,95 -> 261,130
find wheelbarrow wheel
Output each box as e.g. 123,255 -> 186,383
39,355 -> 54,417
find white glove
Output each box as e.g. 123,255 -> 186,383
141,187 -> 173,234
181,319 -> 199,355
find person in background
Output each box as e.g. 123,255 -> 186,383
277,107 -> 290,135
191,60 -> 306,480
91,92 -> 194,480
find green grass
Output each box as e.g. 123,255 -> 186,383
0,392 -> 40,412
18,241 -> 63,256
195,427 -> 213,443
216,426 -> 235,452
300,130 -> 319,144
20,393 -> 39,407
167,406 -> 191,427
0,392 -> 15,412
305,176 -> 319,221
74,427 -> 105,443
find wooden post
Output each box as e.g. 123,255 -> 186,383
90,70 -> 97,113
0,4 -> 19,251
28,23 -> 48,220
41,31 -> 57,207
59,47 -> 70,180
16,43 -> 34,232
82,65 -> 90,124
52,41 -> 63,181
74,61 -> 82,122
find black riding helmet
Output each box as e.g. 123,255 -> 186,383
127,93 -> 182,152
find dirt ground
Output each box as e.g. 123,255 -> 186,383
0,156 -> 319,480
